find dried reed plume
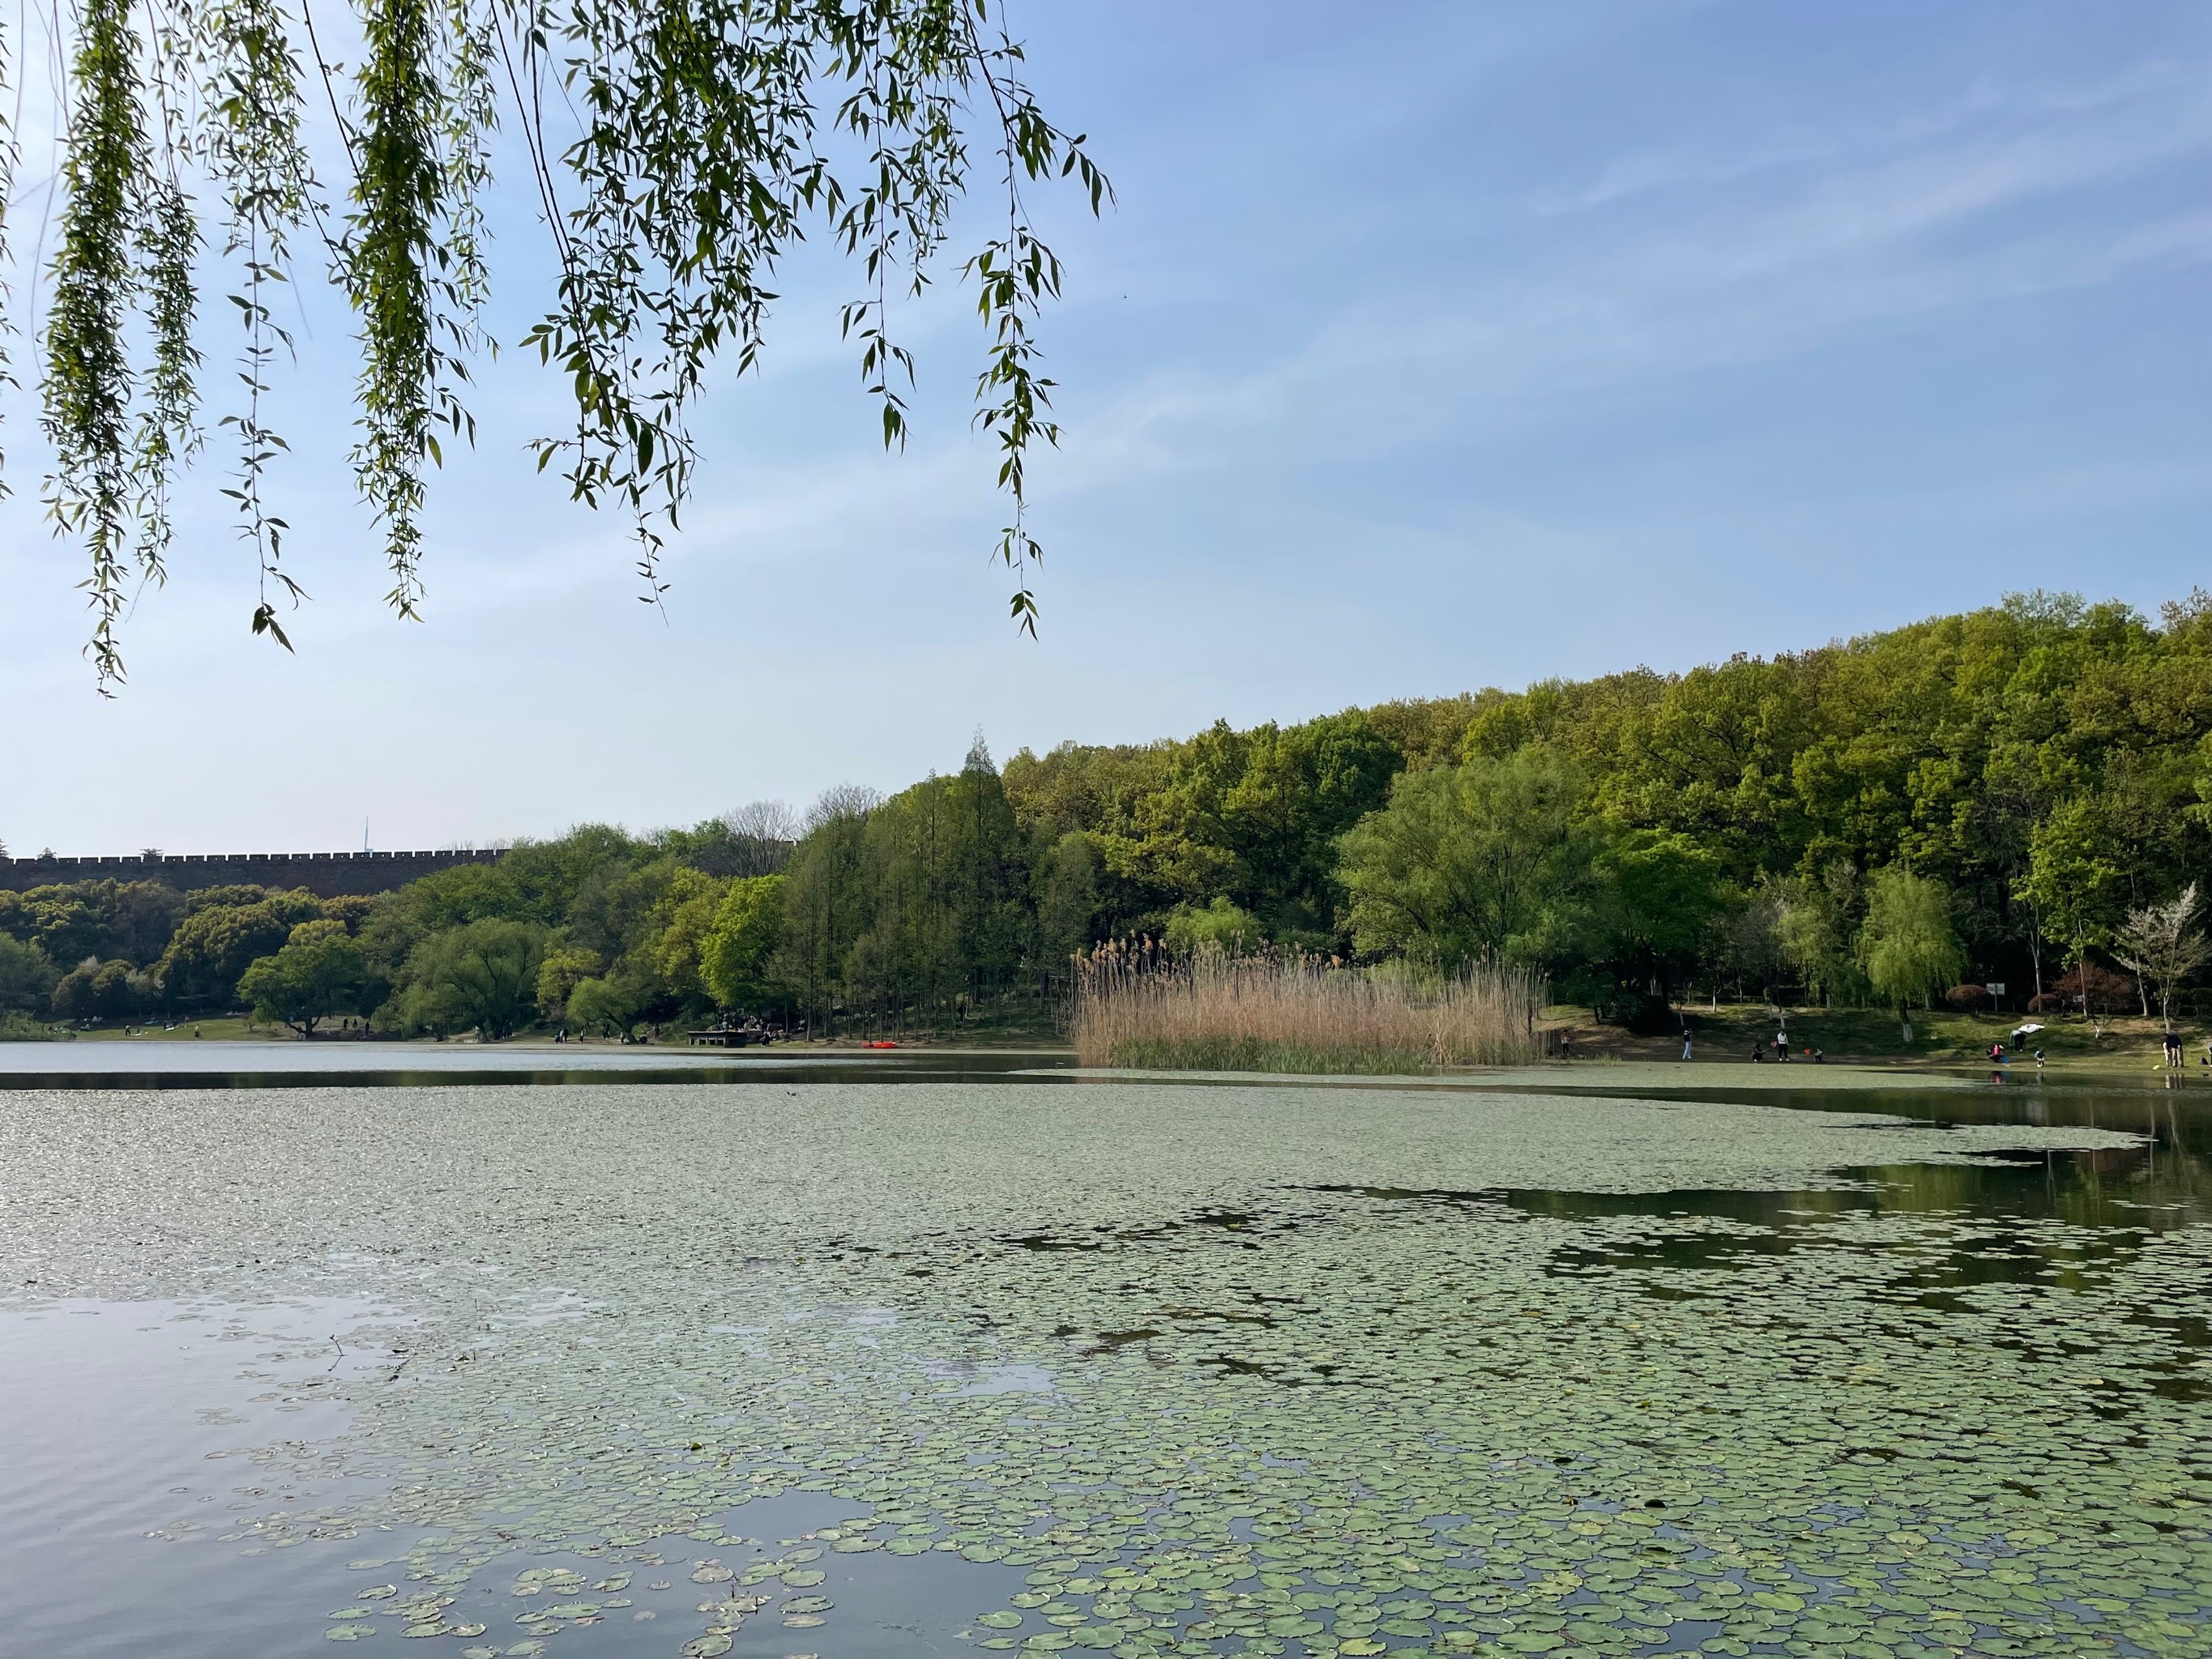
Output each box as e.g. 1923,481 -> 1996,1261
1073,940 -> 1550,1074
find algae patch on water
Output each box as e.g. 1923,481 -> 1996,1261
0,1081 -> 2204,1658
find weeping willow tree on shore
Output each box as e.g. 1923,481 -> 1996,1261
6,0 -> 1107,689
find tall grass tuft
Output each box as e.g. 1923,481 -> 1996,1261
1072,940 -> 1549,1074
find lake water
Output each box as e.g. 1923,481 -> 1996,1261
0,1063 -> 2205,1659
0,1038 -> 1074,1088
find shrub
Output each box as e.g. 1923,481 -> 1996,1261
2032,963 -> 2136,1017
1163,898 -> 1262,957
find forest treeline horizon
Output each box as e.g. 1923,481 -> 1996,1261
5,589 -> 2210,1039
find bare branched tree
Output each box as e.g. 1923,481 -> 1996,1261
806,784 -> 883,830
719,800 -> 801,876
2111,883 -> 2207,1034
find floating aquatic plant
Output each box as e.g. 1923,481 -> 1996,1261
0,1081 -> 2204,1658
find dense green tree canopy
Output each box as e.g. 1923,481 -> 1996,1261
386,918 -> 545,1038
237,919 -> 374,1037
0,935 -> 59,1013
534,944 -> 602,1026
153,887 -> 326,1009
1339,750 -> 1599,971
1595,830 -> 1729,1000
565,968 -> 651,1039
52,958 -> 155,1021
0,879 -> 182,966
6,590 -> 2210,1036
700,876 -> 789,1012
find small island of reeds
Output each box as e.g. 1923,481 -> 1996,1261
1072,940 -> 1549,1074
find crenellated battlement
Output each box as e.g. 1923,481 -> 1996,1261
0,847 -> 504,898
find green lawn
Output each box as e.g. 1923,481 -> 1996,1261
18,999 -> 2192,1075
1557,1000 -> 2200,1070
40,1015 -> 263,1041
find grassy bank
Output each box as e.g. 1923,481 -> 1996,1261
1074,945 -> 1548,1073
1558,1000 -> 2208,1068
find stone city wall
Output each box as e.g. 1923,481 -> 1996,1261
0,847 -> 503,898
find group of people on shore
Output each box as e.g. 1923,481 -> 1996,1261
1674,1025 -> 1822,1063
1674,1022 -> 2212,1070
1748,1031 -> 1820,1064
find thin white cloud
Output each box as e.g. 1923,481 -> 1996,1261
1044,69 -> 2212,484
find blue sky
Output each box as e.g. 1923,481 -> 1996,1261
2,0 -> 2207,854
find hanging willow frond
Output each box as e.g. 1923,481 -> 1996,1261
9,0 -> 1108,689
0,18 -> 21,492
41,0 -> 154,689
204,0 -> 318,638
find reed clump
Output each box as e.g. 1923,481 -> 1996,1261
1072,940 -> 1549,1074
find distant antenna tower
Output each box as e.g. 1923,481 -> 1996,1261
363,816 -> 372,855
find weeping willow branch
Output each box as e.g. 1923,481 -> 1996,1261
345,0 -> 446,617
10,0 -> 1106,688
963,13 -> 1106,638
136,0 -> 203,579
206,0 -> 317,643
41,0 -> 150,690
0,19 -> 21,494
132,179 -> 203,576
